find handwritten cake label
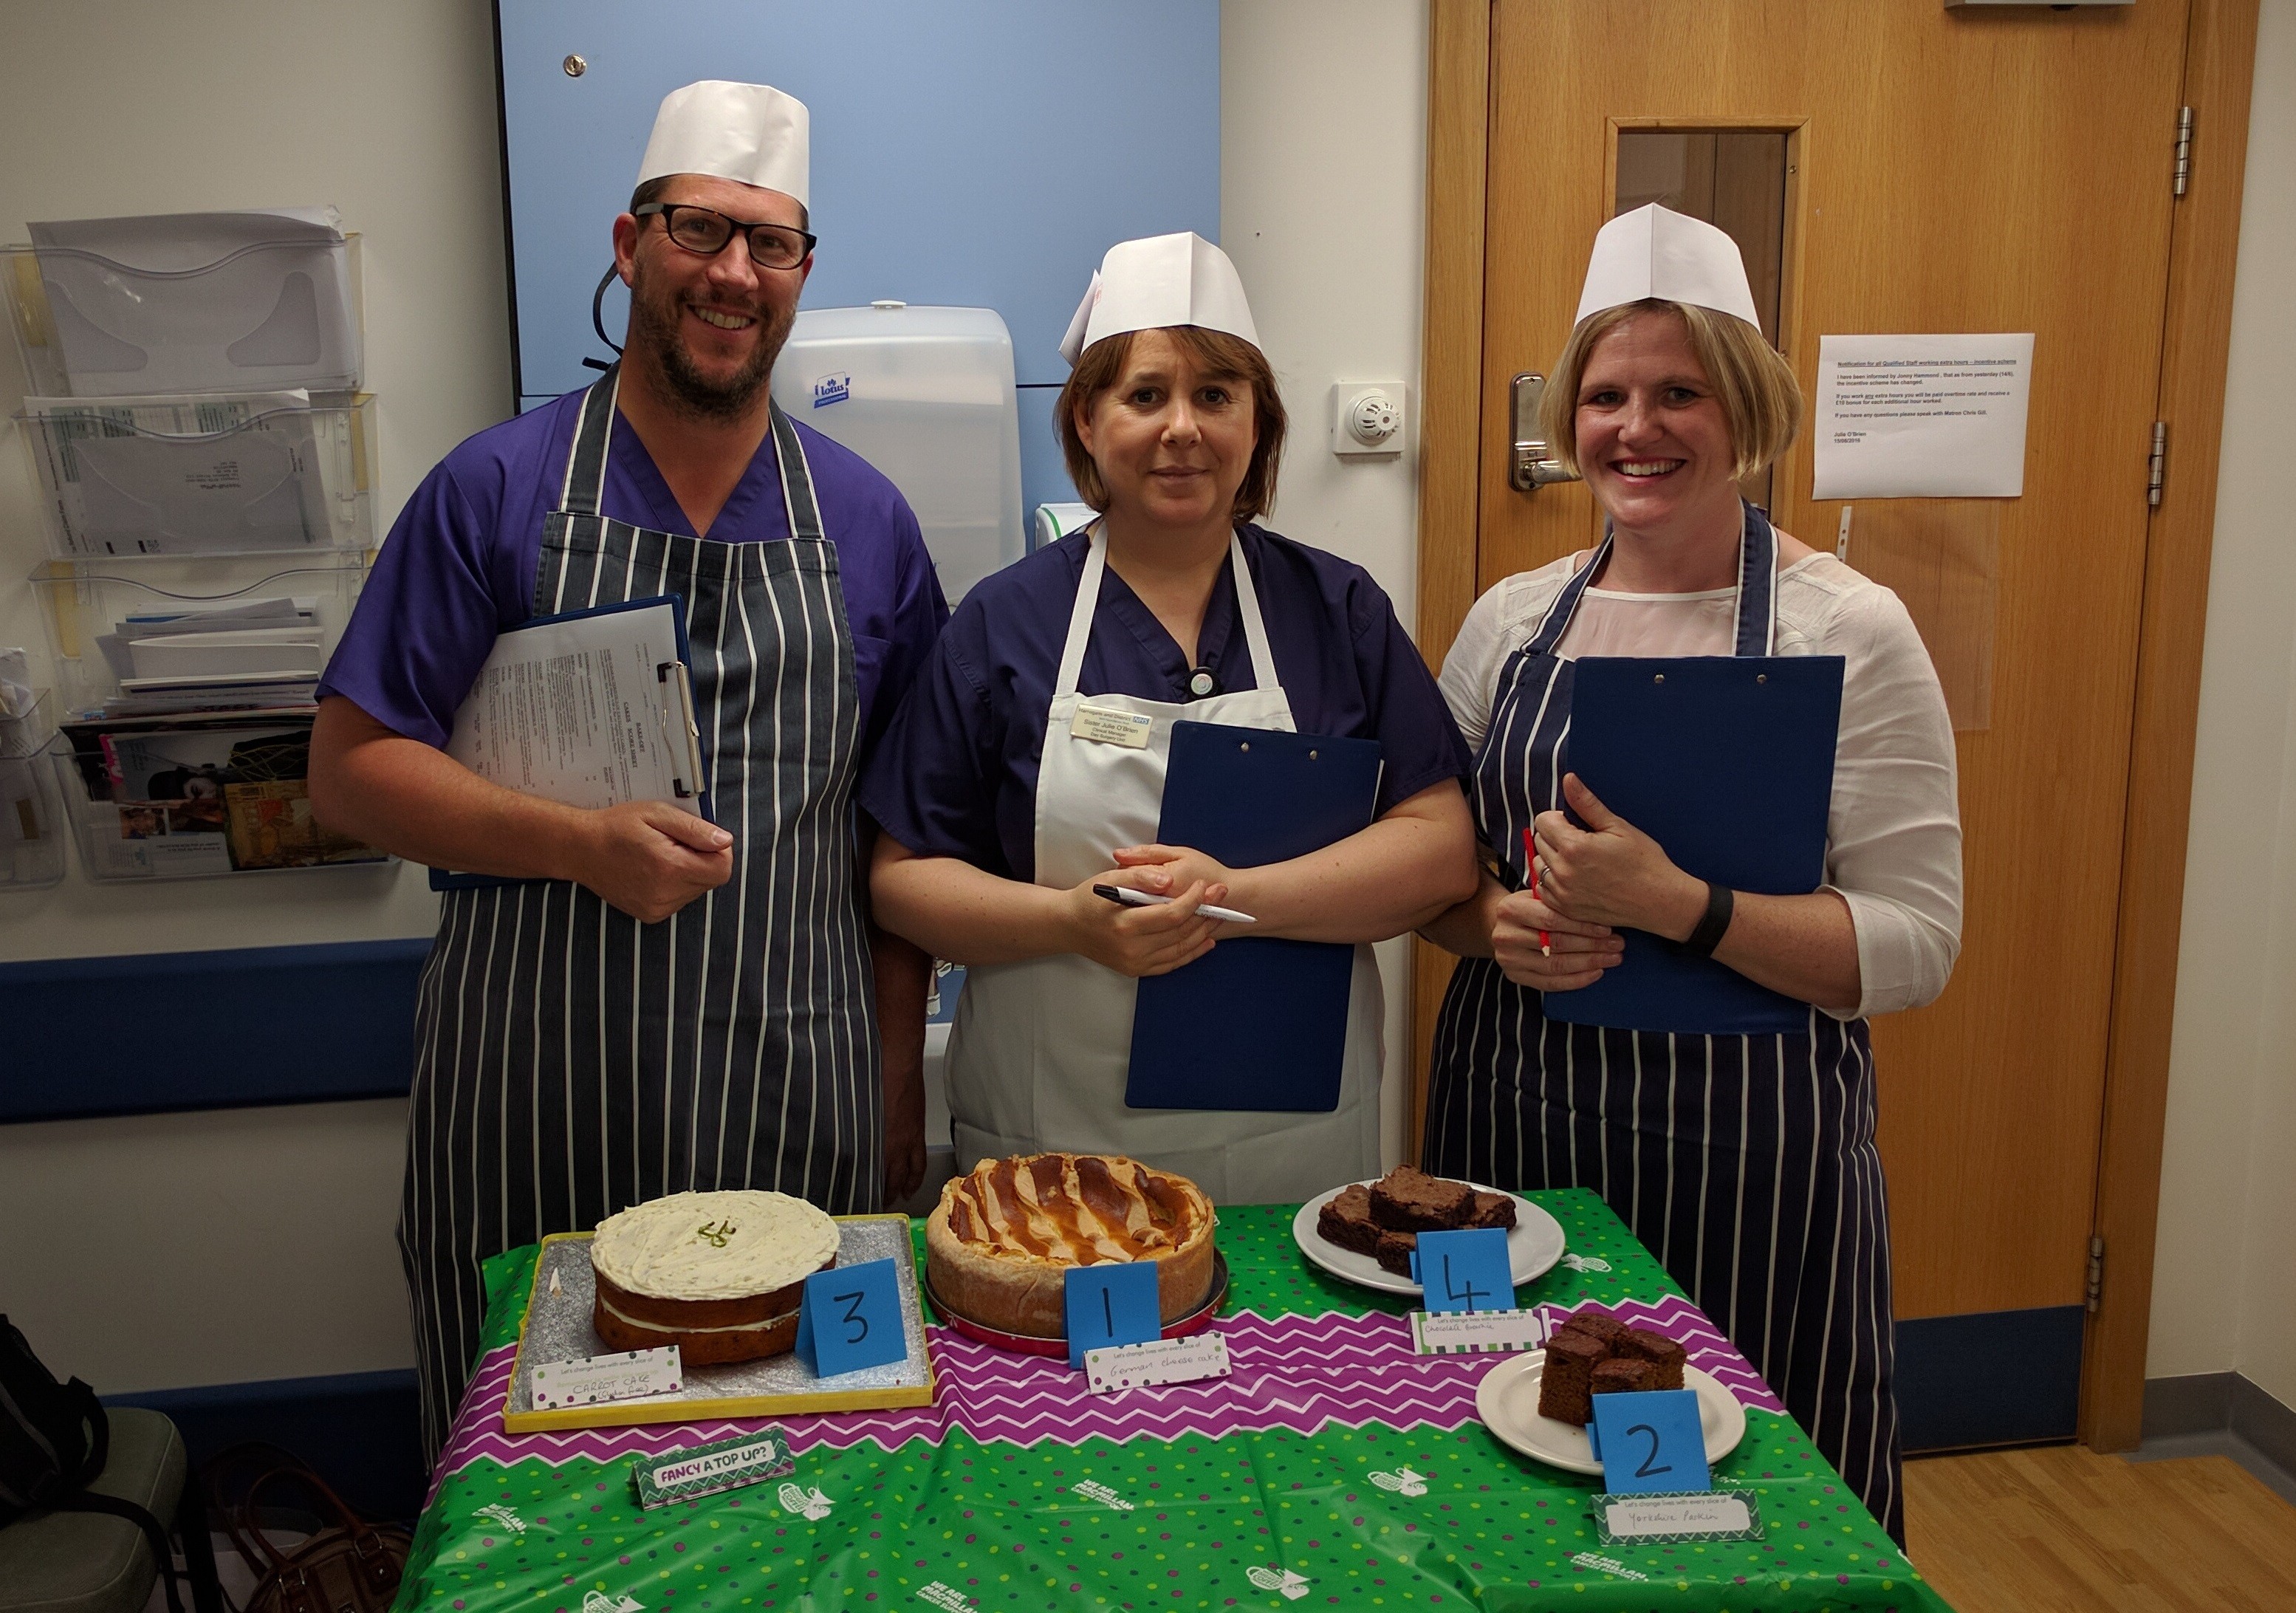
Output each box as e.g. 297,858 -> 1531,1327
633,1428 -> 796,1508
531,1346 -> 682,1410
1408,1309 -> 1546,1355
1083,1333 -> 1230,1394
1591,1488 -> 1764,1546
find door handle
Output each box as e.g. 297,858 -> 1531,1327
1511,371 -> 1580,491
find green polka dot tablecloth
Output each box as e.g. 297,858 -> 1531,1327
397,1191 -> 1951,1612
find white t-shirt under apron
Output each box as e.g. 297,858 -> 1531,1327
1438,552 -> 1963,1021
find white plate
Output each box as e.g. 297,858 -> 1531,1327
1291,1179 -> 1566,1296
1476,1352 -> 1747,1476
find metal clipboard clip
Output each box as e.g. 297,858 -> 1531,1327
656,659 -> 705,802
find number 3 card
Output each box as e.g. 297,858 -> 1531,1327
1588,1388 -> 1711,1495
794,1258 -> 908,1377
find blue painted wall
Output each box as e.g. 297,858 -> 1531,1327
495,0 -> 1221,518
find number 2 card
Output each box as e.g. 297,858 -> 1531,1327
794,1258 -> 907,1377
1588,1388 -> 1711,1495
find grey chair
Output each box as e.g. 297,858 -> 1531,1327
0,1408 -> 223,1613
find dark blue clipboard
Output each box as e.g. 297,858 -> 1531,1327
1544,655 -> 1844,1035
428,593 -> 706,892
1125,721 -> 1383,1113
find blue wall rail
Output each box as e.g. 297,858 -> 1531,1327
494,0 -> 1222,521
0,939 -> 430,1123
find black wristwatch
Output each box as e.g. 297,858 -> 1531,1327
1682,882 -> 1735,958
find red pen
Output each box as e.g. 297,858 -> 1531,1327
1522,827 -> 1552,957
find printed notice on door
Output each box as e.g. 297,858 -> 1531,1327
1812,334 -> 2034,499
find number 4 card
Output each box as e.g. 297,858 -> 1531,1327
1413,1227 -> 1515,1314
794,1258 -> 908,1377
1588,1388 -> 1711,1495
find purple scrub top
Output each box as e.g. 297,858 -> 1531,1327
318,387 -> 947,756
857,524 -> 1469,884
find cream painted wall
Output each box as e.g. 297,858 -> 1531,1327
0,0 -> 507,1390
0,0 -> 1437,1391
1222,0 -> 1430,1166
2147,0 -> 2296,1402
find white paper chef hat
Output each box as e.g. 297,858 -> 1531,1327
1574,203 -> 1761,330
636,81 -> 810,208
1059,232 -> 1260,366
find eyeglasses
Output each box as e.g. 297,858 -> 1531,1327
633,203 -> 816,270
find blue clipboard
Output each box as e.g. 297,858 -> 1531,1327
1544,655 -> 1843,1035
1125,721 -> 1383,1113
429,593 -> 706,893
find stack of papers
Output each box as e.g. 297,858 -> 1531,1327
20,390 -> 329,556
93,595 -> 324,716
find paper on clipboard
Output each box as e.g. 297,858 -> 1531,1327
445,595 -> 709,821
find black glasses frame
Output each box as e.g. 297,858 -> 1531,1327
633,202 -> 817,268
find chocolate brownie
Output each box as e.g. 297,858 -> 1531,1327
1535,1329 -> 1607,1425
1555,1310 -> 1630,1350
1591,1357 -> 1658,1397
1368,1167 -> 1476,1232
1462,1191 -> 1518,1230
1374,1229 -> 1419,1278
1315,1184 -> 1384,1256
1615,1328 -> 1687,1391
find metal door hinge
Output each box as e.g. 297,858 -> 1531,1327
2148,421 -> 2169,507
2174,106 -> 2195,196
2086,1235 -> 2106,1312
1511,372 -> 1580,492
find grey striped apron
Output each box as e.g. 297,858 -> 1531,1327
1422,502 -> 1905,1544
399,369 -> 879,1456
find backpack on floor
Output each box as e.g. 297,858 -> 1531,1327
0,1314 -> 185,1613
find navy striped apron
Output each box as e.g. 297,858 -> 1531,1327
1422,503 -> 1905,1544
399,370 -> 879,1455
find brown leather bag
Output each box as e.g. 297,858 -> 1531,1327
206,1445 -> 409,1613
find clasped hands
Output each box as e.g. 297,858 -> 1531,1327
1495,773 -> 1704,993
1066,842 -> 1241,979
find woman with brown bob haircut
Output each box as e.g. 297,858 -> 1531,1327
859,233 -> 1476,1206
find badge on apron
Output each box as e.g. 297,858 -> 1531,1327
1070,704 -> 1155,748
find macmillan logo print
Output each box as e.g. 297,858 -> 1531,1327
777,1482 -> 833,1521
1246,1566 -> 1312,1600
1569,1552 -> 1648,1581
916,1584 -> 973,1611
1368,1466 -> 1429,1496
473,1502 -> 527,1533
1070,1480 -> 1134,1512
1560,1253 -> 1612,1273
583,1593 -> 645,1613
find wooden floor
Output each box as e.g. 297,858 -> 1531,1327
1905,1444 -> 2296,1612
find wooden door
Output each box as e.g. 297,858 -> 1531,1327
1419,0 -> 2223,1442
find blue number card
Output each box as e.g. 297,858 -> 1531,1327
1412,1227 -> 1515,1315
1063,1260 -> 1162,1369
1588,1388 -> 1711,1496
793,1258 -> 907,1377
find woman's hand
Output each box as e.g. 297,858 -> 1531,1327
1110,843 -> 1241,919
1529,773 -> 1706,940
1064,866 -> 1230,977
1491,888 -> 1624,991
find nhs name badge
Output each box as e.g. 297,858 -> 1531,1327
1071,704 -> 1154,749
812,373 -> 851,408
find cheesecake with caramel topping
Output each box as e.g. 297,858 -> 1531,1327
925,1154 -> 1216,1339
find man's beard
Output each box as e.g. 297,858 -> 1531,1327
626,267 -> 792,422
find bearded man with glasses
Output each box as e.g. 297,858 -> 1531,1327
309,81 -> 947,1458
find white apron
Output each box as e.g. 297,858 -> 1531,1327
945,527 -> 1383,1205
